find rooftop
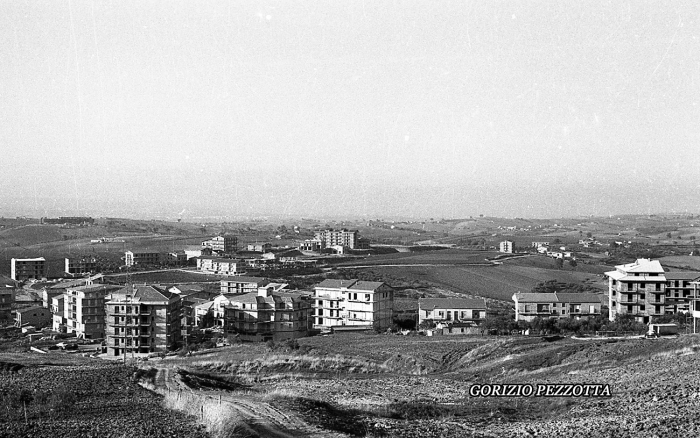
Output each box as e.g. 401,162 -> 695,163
419,298 -> 487,310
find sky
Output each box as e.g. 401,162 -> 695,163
1,1 -> 699,220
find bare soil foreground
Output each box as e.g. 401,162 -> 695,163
131,333 -> 700,438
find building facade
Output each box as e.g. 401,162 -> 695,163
124,251 -> 162,267
11,257 -> 47,281
63,284 -> 121,339
1,276 -> 16,322
197,257 -> 238,275
15,306 -> 51,328
105,285 -> 182,356
512,292 -> 602,322
606,258 -> 667,323
314,229 -> 360,249
499,241 -> 514,253
51,294 -> 66,332
312,279 -> 393,331
65,256 -> 99,276
418,298 -> 487,326
201,235 -> 238,254
223,288 -> 312,341
220,276 -> 270,294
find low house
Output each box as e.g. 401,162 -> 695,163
247,243 -> 272,253
418,298 -> 487,326
512,292 -> 602,322
16,306 -> 52,329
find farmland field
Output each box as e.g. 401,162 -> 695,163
368,259 -> 609,302
337,249 -> 501,266
0,355 -> 207,438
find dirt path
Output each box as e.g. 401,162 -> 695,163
148,367 -> 348,438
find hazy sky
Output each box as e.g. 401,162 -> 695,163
1,1 -> 699,220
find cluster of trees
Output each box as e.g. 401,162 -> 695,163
482,311 -> 653,336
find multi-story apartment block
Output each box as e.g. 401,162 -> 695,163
65,256 -> 99,276
197,257 -> 238,275
0,276 -> 16,322
220,276 -> 271,294
512,292 -> 601,322
105,285 -> 181,356
418,298 -> 487,326
165,251 -> 188,266
63,284 -> 121,339
312,279 -> 393,331
51,294 -> 66,332
223,288 -> 312,341
11,257 -> 47,281
124,251 -> 162,267
201,235 -> 238,254
664,272 -> 700,313
606,258 -> 668,323
499,241 -> 514,253
314,229 -> 361,249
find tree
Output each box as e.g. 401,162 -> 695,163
568,258 -> 577,268
586,232 -> 592,238
667,233 -> 672,239
555,258 -> 564,269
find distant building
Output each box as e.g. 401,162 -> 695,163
0,276 -> 16,322
41,217 -> 94,225
65,256 -> 99,276
124,251 -> 162,267
418,298 -> 487,326
312,279 -> 393,331
201,235 -> 238,254
247,243 -> 272,253
512,292 -> 602,322
197,257 -> 238,275
531,241 -> 550,248
165,251 -> 188,266
11,257 -> 47,281
63,284 -> 122,339
220,276 -> 271,294
105,285 -> 182,356
314,229 -> 362,250
299,239 -> 322,252
499,241 -> 514,253
15,306 -> 51,329
223,288 -> 313,342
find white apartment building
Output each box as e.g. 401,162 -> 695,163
312,279 -> 393,331
499,241 -> 514,253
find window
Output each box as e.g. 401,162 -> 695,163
639,294 -> 645,300
639,283 -> 645,289
365,294 -> 370,301
627,283 -> 634,291
640,305 -> 645,311
655,284 -> 661,291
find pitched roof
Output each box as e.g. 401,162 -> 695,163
513,292 -> 557,303
513,292 -> 602,304
555,293 -> 602,304
67,284 -> 121,294
349,281 -> 385,291
419,298 -> 487,310
616,258 -> 664,274
111,285 -> 178,302
0,276 -> 17,288
315,279 -> 358,289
